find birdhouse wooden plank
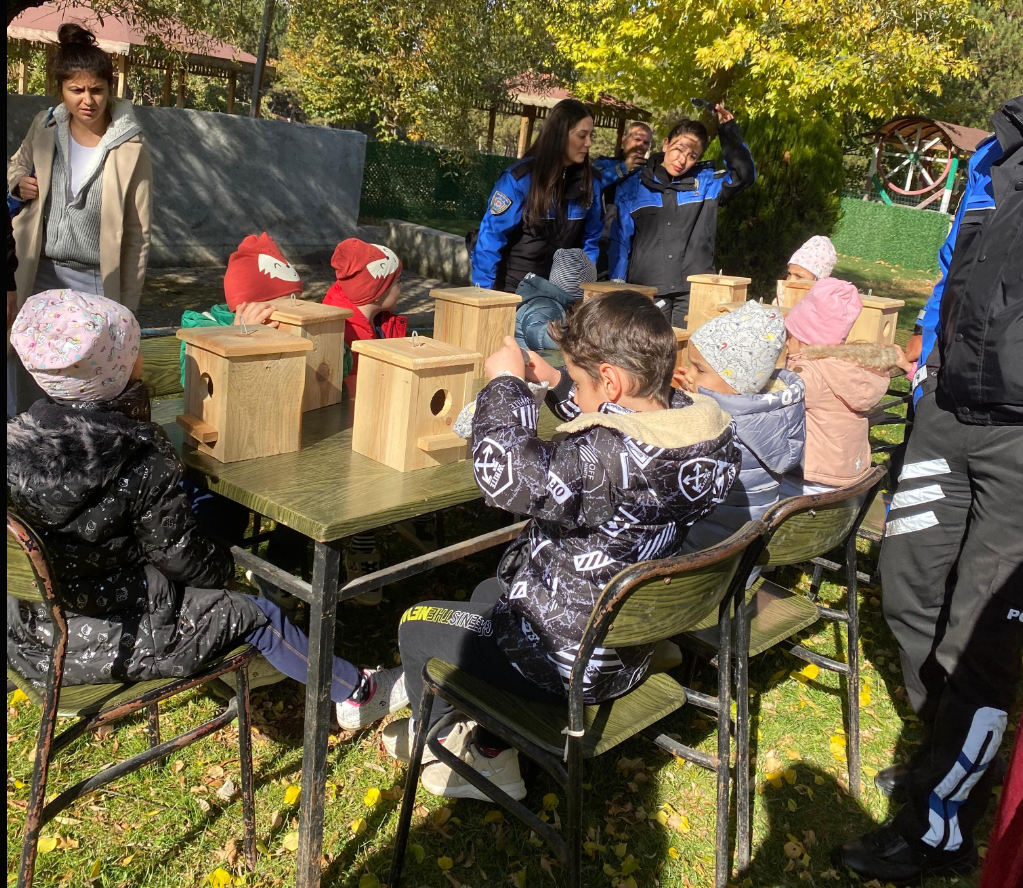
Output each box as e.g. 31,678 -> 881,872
673,327 -> 691,372
686,274 -> 752,330
430,287 -> 521,375
267,296 -> 352,412
580,281 -> 658,300
350,336 -> 481,472
775,279 -> 814,309
176,326 -> 312,463
846,296 -> 905,346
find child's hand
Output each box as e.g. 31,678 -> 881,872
715,104 -> 735,125
485,336 -> 526,381
674,365 -> 697,393
233,302 -> 280,329
892,343 -> 914,376
523,350 -> 561,388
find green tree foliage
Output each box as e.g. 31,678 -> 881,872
916,0 -> 1023,128
279,0 -> 563,147
709,114 -> 845,297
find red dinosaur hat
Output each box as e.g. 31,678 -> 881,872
223,233 -> 303,311
329,239 -> 402,306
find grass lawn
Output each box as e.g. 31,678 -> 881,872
8,258 -> 1014,888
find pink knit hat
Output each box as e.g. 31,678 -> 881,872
10,290 -> 141,402
784,278 -> 862,346
788,235 -> 838,280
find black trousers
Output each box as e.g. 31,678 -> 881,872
398,578 -> 564,730
653,291 -> 690,328
879,394 -> 1023,851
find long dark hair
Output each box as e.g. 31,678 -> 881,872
53,23 -> 115,91
523,98 -> 594,227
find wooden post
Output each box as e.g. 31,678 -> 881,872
486,107 -> 497,154
161,69 -> 172,106
115,55 -> 129,99
517,108 -> 535,158
227,70 -> 237,114
17,44 -> 28,94
176,69 -> 186,108
615,117 -> 626,154
250,0 -> 277,118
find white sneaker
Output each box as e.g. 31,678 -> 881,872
419,723 -> 526,801
336,667 -> 407,730
344,547 -> 383,606
382,716 -> 477,765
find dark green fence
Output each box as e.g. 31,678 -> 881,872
832,197 -> 951,274
360,141 -> 511,222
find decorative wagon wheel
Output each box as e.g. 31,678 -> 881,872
876,119 -> 954,196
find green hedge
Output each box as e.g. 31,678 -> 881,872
361,141 -> 510,222
832,198 -> 951,274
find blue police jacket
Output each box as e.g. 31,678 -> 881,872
470,157 -> 602,293
609,120 -> 755,296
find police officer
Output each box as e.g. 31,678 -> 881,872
471,99 -> 603,293
833,95 -> 1023,883
593,121 -> 653,275
610,104 -> 755,326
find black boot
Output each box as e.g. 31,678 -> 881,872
832,822 -> 978,885
875,753 -> 1007,801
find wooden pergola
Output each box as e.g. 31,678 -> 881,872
477,75 -> 651,158
7,3 -> 274,114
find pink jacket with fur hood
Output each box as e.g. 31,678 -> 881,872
788,343 -> 900,486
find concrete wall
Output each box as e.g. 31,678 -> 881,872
7,95 -> 367,267
384,219 -> 471,285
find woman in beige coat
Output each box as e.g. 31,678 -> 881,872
8,24 -> 151,311
7,23 -> 151,413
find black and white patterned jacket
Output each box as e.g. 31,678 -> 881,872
471,369 -> 740,703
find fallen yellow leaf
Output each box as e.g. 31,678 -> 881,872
615,842 -> 628,857
799,664 -> 820,681
358,875 -> 380,888
208,868 -> 233,888
859,692 -> 873,707
10,688 -> 29,704
411,844 -> 425,864
784,768 -> 797,785
121,854 -> 134,866
483,809 -> 504,823
542,792 -> 560,810
363,788 -> 381,807
787,799 -> 797,812
284,785 -> 301,806
89,858 -> 102,881
437,856 -> 453,870
668,847 -> 680,860
37,837 -> 58,855
862,766 -> 879,777
281,831 -> 300,853
350,818 -> 367,837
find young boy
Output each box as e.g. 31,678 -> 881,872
7,291 -> 406,727
374,291 -> 741,799
677,301 -> 805,553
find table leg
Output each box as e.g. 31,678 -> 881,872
295,540 -> 343,888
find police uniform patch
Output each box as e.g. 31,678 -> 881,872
489,191 -> 513,215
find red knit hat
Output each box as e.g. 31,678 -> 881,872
223,233 -> 303,311
330,239 -> 402,306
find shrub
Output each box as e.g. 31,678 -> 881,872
708,113 -> 844,298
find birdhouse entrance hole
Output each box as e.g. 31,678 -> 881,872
200,372 -> 214,399
430,388 -> 451,417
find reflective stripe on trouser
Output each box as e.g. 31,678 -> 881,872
879,394 -> 1023,849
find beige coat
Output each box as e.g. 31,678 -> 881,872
788,343 -> 900,487
7,101 -> 152,312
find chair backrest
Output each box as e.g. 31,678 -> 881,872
586,520 -> 765,651
139,336 -> 184,398
757,466 -> 887,567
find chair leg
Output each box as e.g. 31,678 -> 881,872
714,598 -> 733,888
146,703 -> 162,769
734,593 -> 753,876
808,561 -> 825,601
845,536 -> 862,798
565,739 -> 584,888
235,665 -> 257,871
389,688 -> 436,888
18,680 -> 62,888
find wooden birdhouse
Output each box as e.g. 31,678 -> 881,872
846,295 -> 905,346
351,336 -> 481,472
775,279 -> 814,309
175,326 -> 312,463
580,281 -> 658,301
430,287 -> 521,375
267,296 -> 352,412
686,274 -> 752,330
673,327 -> 691,372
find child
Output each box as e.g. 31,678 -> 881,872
785,235 -> 838,282
676,301 -> 805,554
7,290 -> 405,730
375,291 -> 741,800
322,238 -> 408,595
513,248 -> 596,351
782,278 -> 901,494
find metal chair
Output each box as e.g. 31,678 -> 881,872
388,520 -> 766,888
7,511 -> 260,888
682,466 -> 888,874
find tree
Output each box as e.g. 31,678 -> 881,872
279,0 -> 564,147
551,0 -> 977,126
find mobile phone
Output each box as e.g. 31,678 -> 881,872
690,97 -> 716,112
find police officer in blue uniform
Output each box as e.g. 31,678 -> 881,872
610,104 -> 755,326
471,99 -> 603,293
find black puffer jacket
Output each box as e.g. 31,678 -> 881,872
471,371 -> 740,702
7,385 -> 266,688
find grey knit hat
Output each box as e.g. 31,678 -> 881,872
689,301 -> 786,394
548,249 -> 597,298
